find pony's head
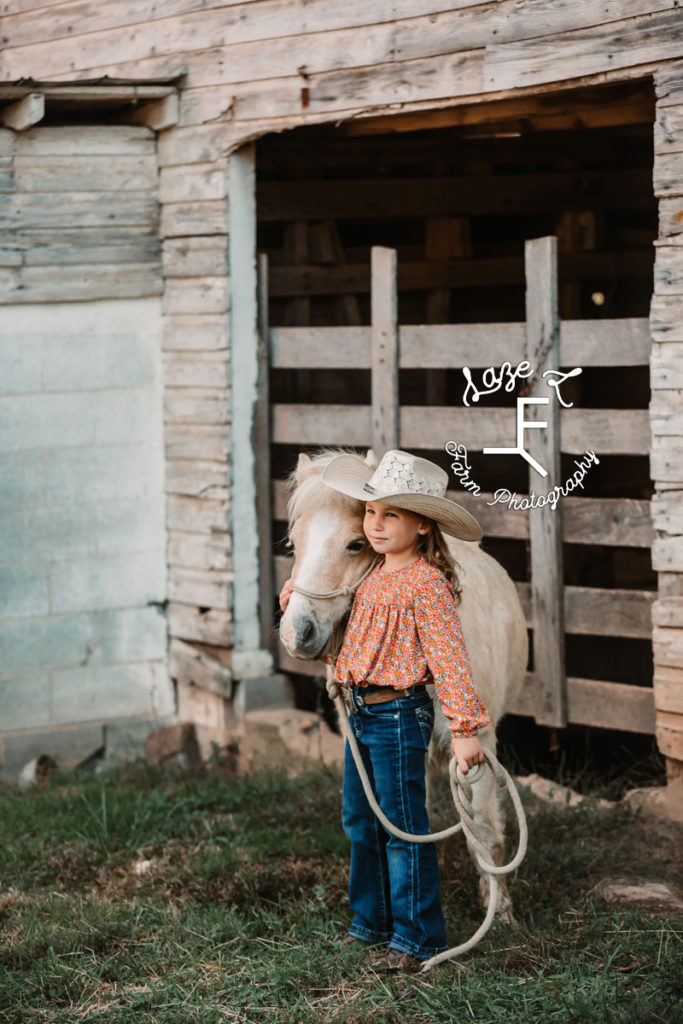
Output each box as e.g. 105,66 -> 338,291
279,448 -> 378,660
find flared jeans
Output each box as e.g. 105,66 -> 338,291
342,686 -> 447,959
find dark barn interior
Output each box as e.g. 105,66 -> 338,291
257,79 -> 662,793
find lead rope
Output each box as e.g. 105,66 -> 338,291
335,693 -> 529,973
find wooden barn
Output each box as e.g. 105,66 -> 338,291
0,2 -> 682,793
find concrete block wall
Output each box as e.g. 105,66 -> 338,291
0,299 -> 173,778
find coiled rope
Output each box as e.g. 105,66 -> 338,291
335,692 -> 528,972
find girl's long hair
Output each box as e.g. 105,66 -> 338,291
416,520 -> 463,602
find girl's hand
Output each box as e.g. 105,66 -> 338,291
451,735 -> 485,775
279,577 -> 294,612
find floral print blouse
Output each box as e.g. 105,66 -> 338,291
333,557 -> 490,737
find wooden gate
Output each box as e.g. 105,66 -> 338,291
268,237 -> 655,736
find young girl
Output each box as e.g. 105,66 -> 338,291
280,449 -> 490,974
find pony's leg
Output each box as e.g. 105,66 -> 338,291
466,729 -> 514,923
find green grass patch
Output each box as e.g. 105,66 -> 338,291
1,764 -> 681,1023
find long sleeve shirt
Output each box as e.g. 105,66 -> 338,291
333,557 -> 490,737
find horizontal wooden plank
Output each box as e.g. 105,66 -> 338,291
652,536 -> 683,573
169,637 -> 232,699
654,246 -> 683,294
272,403 -> 372,445
510,675 -> 655,734
164,388 -> 230,426
160,163 -> 226,204
259,170 -> 652,222
658,198 -> 683,242
168,601 -> 233,647
168,529 -> 231,571
485,9 -> 683,92
651,489 -> 683,535
0,192 -> 158,230
270,318 -> 650,369
163,236 -> 227,278
163,313 -> 229,352
650,452 -> 683,485
655,710 -> 683,760
13,154 -> 157,192
269,250 -> 652,297
655,149 -> 683,200
22,239 -> 161,266
653,665 -> 683,714
165,423 -> 230,461
564,585 -> 654,639
653,624 -> 683,669
14,124 -> 155,156
650,294 -> 683,341
402,406 -> 649,455
653,598 -> 683,629
160,200 -> 228,238
167,494 -> 230,534
1,0 -> 487,73
165,458 -> 229,498
0,263 -> 162,303
655,106 -> 683,157
169,566 -> 232,610
274,552 -> 652,638
276,647 -> 656,733
283,406 -> 646,461
163,350 -> 229,388
271,478 -> 652,547
162,276 -> 228,316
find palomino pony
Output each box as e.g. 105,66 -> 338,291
279,448 -> 528,917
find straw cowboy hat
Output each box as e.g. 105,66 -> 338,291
321,449 -> 482,541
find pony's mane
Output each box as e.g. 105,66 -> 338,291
286,447 -> 367,527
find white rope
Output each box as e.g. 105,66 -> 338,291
290,558 -> 379,601
335,693 -> 528,973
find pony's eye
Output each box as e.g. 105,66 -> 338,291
346,540 -> 365,553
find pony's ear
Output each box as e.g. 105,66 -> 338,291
296,452 -> 318,484
364,449 -> 378,470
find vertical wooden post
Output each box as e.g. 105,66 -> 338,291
227,144 -> 273,681
256,253 -> 275,657
525,236 -> 567,728
371,246 -> 399,455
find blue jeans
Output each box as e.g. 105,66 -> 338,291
342,687 -> 447,959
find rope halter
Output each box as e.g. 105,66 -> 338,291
289,557 -> 380,601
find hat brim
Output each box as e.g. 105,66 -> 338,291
320,454 -> 482,542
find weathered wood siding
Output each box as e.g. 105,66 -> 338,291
0,123 -> 175,777
2,2 -> 683,763
652,61 -> 683,766
1,2 -> 682,156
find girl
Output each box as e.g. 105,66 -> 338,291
280,449 -> 490,974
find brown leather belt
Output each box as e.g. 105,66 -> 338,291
352,685 -> 426,706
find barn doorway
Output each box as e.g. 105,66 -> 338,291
257,79 -> 660,792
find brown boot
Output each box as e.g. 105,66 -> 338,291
369,947 -> 424,974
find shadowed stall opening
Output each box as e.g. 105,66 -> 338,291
256,78 -> 661,794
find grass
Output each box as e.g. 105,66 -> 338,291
0,763 -> 681,1024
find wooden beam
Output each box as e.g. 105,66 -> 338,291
272,479 -> 652,547
524,235 -> 566,728
269,318 -> 650,369
371,246 -> 399,455
267,249 -> 652,297
258,170 -> 653,221
126,93 -> 179,130
228,144 -> 262,655
510,675 -> 655,734
256,252 -> 275,657
1,93 -> 44,131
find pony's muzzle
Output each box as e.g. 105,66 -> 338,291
286,614 -> 332,660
